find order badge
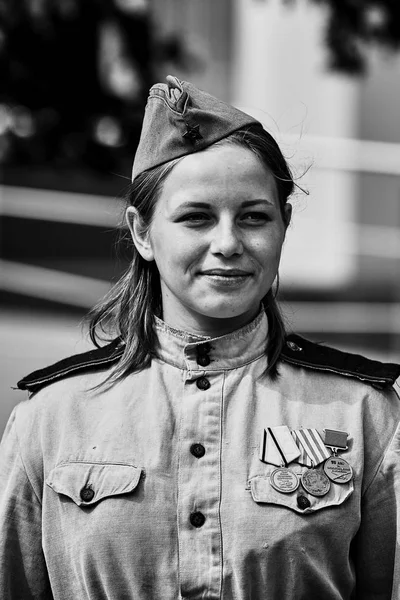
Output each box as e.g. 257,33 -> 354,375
270,468 -> 299,494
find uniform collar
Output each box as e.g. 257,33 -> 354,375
154,311 -> 268,370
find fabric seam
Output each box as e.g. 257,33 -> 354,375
362,415 -> 400,498
14,406 -> 43,507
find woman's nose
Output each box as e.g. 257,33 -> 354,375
210,223 -> 243,257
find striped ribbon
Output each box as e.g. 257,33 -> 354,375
291,428 -> 331,467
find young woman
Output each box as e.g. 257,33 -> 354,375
1,75 -> 399,600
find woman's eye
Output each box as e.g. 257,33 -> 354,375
181,213 -> 211,224
241,212 -> 270,223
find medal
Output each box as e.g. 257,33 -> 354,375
259,426 -> 301,494
323,456 -> 353,483
270,468 -> 299,493
301,468 -> 331,496
292,428 -> 331,495
323,429 -> 353,484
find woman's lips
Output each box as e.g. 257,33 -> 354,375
200,269 -> 252,276
199,270 -> 253,287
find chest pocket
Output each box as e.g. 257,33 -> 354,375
46,461 -> 142,507
249,468 -> 354,515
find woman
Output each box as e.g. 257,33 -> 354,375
1,75 -> 400,600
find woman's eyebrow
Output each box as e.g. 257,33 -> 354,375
173,199 -> 275,211
174,201 -> 212,210
241,199 -> 275,208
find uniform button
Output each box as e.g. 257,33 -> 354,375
197,354 -> 211,367
196,377 -> 210,390
80,486 -> 94,502
287,340 -> 302,352
190,443 -> 205,458
190,511 -> 206,528
297,495 -> 311,510
198,342 -> 211,354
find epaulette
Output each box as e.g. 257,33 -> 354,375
17,338 -> 124,395
281,333 -> 400,390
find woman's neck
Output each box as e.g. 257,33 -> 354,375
160,306 -> 262,338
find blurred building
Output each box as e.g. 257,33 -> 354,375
1,0 -> 400,434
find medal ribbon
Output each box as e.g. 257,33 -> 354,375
259,425 -> 301,467
292,428 -> 331,467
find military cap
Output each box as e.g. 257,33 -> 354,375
132,75 -> 261,181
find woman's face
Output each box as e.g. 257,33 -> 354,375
128,144 -> 291,335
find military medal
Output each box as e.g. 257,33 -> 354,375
323,429 -> 353,484
301,468 -> 331,496
291,428 -> 332,496
259,426 -> 301,493
270,467 -> 299,493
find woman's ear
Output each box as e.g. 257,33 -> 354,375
283,203 -> 292,229
125,207 -> 154,262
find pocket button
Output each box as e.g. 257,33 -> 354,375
80,486 -> 95,502
297,495 -> 311,510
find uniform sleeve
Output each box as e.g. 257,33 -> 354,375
354,415 -> 400,600
0,407 -> 53,600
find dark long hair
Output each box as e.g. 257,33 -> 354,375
88,125 -> 295,385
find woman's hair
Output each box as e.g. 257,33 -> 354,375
88,125 -> 295,386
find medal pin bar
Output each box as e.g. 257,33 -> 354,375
323,429 -> 353,484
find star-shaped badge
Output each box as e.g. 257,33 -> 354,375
182,123 -> 203,142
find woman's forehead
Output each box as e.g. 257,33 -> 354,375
159,144 -> 277,205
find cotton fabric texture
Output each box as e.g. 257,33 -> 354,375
1,311 -> 400,599
131,75 -> 260,181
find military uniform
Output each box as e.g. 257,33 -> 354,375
1,311 -> 399,599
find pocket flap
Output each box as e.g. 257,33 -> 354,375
250,474 -> 353,515
46,461 -> 142,506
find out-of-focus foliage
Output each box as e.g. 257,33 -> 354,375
284,0 -> 400,74
0,0 -> 151,173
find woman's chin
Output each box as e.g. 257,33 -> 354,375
196,303 -> 260,324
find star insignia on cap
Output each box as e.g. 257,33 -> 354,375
182,123 -> 203,142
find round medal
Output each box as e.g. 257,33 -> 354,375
323,456 -> 353,484
270,468 -> 299,494
301,468 -> 331,497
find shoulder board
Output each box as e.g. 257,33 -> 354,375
17,338 -> 124,395
281,333 -> 400,390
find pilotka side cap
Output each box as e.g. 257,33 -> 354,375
131,75 -> 262,181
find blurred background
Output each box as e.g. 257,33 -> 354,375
1,0 -> 400,435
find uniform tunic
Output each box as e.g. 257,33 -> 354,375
1,311 -> 400,600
